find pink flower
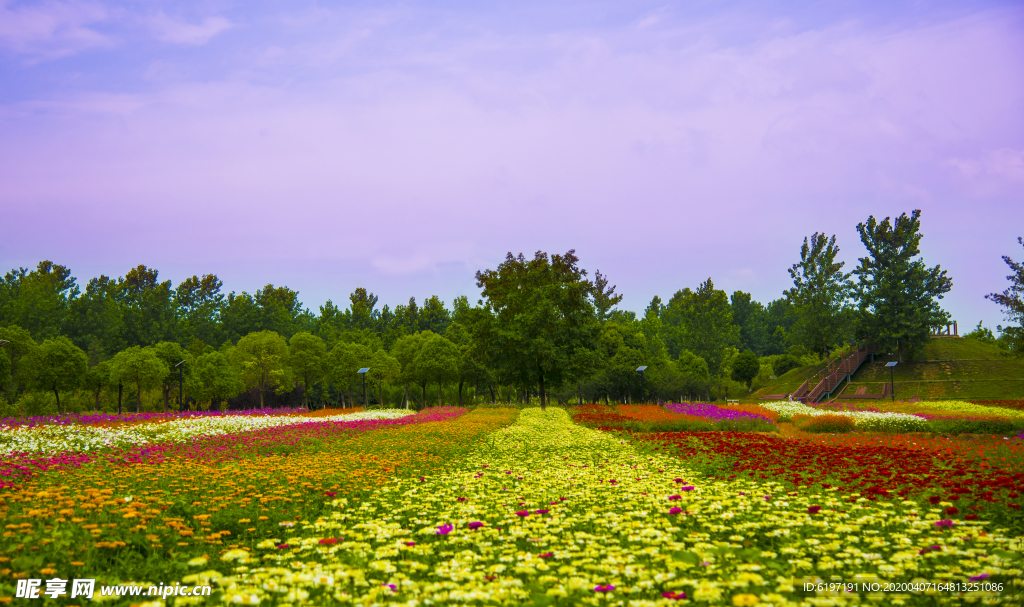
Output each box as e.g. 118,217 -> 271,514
680,486 -> 695,491
662,591 -> 687,600
403,541 -> 416,546
969,573 -> 990,582
538,552 -> 553,558
935,519 -> 955,528
668,495 -> 681,501
536,509 -> 550,514
515,510 -> 530,517
436,524 -> 453,535
456,497 -> 467,501
594,584 -> 615,592
324,491 -> 337,497
668,507 -> 683,515
276,543 -> 290,549
467,521 -> 484,530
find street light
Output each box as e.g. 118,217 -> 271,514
174,360 -> 185,412
357,368 -> 370,408
885,361 -> 898,402
636,366 -> 647,404
0,340 -> 9,347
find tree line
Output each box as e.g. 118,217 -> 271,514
2,209 -> 1017,416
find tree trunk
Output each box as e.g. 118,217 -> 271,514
458,379 -> 464,407
489,383 -> 496,404
259,387 -> 265,409
538,373 -> 546,410
404,383 -> 410,409
303,373 -> 310,409
422,382 -> 427,410
438,382 -> 443,407
53,387 -> 61,415
380,383 -> 385,408
135,380 -> 142,413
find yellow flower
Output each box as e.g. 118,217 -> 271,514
732,594 -> 760,606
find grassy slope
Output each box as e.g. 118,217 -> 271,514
750,338 -> 1024,401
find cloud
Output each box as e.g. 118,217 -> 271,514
0,0 -> 110,59
151,13 -> 234,46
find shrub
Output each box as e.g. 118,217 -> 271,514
773,355 -> 801,377
795,413 -> 856,433
926,418 -> 1024,435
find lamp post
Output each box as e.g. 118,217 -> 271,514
174,360 -> 185,412
636,366 -> 647,405
885,361 -> 898,401
357,368 -> 369,408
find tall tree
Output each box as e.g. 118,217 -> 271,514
785,233 -> 855,357
392,331 -> 432,409
117,265 -> 176,347
418,296 -> 451,334
730,350 -> 760,390
324,341 -> 372,408
109,346 -> 168,413
0,261 -> 77,340
368,349 -> 401,407
678,278 -> 739,392
592,270 -> 623,324
189,351 -> 244,411
853,210 -> 953,362
475,250 -> 599,409
730,292 -> 772,356
0,325 -> 37,403
414,333 -> 460,406
985,236 -> 1024,356
175,274 -> 225,347
153,341 -> 189,413
66,275 -> 125,356
26,336 -> 88,415
288,332 -> 326,409
255,284 -> 306,337
232,330 -> 290,408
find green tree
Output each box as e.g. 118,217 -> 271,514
592,270 -> 623,324
116,265 -> 177,347
109,346 -> 167,413
392,331 -> 432,409
82,360 -> 114,411
324,341 -> 372,408
66,275 -> 125,356
288,332 -> 326,409
474,250 -> 599,410
25,336 -> 88,415
678,278 -> 739,383
853,210 -> 953,362
785,233 -> 854,357
189,351 -> 244,410
676,350 -> 711,401
368,349 -> 401,407
0,261 -> 77,340
174,274 -> 225,347
730,350 -> 760,390
153,341 -> 189,413
0,325 -> 36,403
730,292 -> 772,356
414,334 -> 460,406
232,331 -> 290,408
985,237 -> 1024,356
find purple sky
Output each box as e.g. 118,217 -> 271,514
2,0 -> 1023,331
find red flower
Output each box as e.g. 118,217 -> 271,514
319,538 -> 340,545
324,491 -> 337,497
808,506 -> 822,514
945,506 -> 959,515
928,496 -> 942,505
965,514 -> 979,520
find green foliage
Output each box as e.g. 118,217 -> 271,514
324,340 -> 372,406
26,336 -> 88,414
109,346 -> 168,413
772,354 -> 801,377
368,349 -> 401,407
189,351 -> 244,410
232,331 -> 290,408
153,341 -> 189,413
288,331 -> 326,408
667,278 -> 738,379
474,250 -> 599,409
926,417 -> 1024,435
986,236 -> 1024,357
592,270 -> 623,324
82,359 -> 114,411
853,210 -> 953,361
414,334 -> 460,406
730,350 -> 760,389
785,233 -> 854,356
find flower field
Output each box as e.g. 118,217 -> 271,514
2,403 -> 1024,605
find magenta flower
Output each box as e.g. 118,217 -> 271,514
680,486 -> 695,491
662,591 -> 687,600
382,583 -> 397,591
668,507 -> 683,515
808,506 -> 821,514
515,510 -> 530,517
935,519 -> 955,528
668,495 -> 681,501
538,552 -> 553,558
276,543 -> 291,549
403,541 -> 416,546
594,584 -> 615,592
436,524 -> 453,535
536,509 -> 550,514
969,573 -> 990,581
324,491 -> 337,497
918,545 -> 941,555
467,521 -> 484,530
456,497 -> 467,501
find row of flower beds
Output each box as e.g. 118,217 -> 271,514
164,408 -> 1023,605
